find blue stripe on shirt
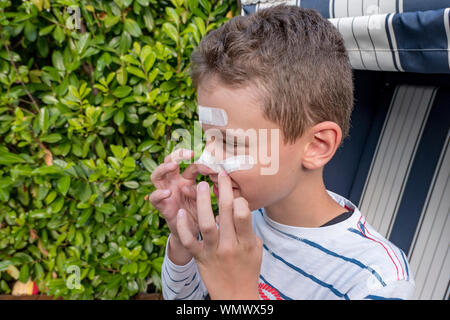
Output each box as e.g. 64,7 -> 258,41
263,244 -> 350,300
164,264 -> 189,282
348,227 -> 363,236
184,273 -> 197,286
162,271 -> 179,295
364,295 -> 403,300
400,250 -> 410,281
259,211 -> 386,287
175,280 -> 201,300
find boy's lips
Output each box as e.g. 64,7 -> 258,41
212,182 -> 239,197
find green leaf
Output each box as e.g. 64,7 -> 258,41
137,140 -> 154,152
6,265 -> 20,279
126,66 -> 146,79
123,181 -> 139,189
111,145 -> 126,159
98,203 -> 116,215
24,20 -> 37,41
123,156 -> 136,168
114,109 -> 125,126
121,54 -> 140,66
40,133 -> 62,143
104,15 -> 121,28
199,0 -> 211,13
0,50 -> 20,62
143,113 -> 157,127
160,80 -> 176,91
77,33 -> 90,55
143,52 -> 156,73
19,264 -> 29,283
75,231 -> 84,246
143,9 -> 154,32
45,190 -> 57,205
194,17 -> 206,37
0,152 -> 26,165
95,137 -> 106,159
119,31 -> 132,54
57,176 -> 71,196
151,257 -> 164,273
162,22 -> 179,44
39,107 -> 50,133
116,67 -> 128,86
1,280 -> 11,294
50,196 -> 65,213
76,208 -> 92,226
166,7 -> 180,28
108,157 -> 121,171
112,86 -> 132,98
0,261 -> 13,272
53,26 -> 65,43
141,156 -> 157,172
124,18 -> 142,37
39,24 -> 55,36
41,94 -> 59,105
79,183 -> 92,202
56,251 -> 65,273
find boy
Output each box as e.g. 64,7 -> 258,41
150,4 -> 415,300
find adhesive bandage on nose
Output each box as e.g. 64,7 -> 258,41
195,149 -> 255,174
198,105 -> 228,126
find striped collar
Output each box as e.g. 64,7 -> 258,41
256,190 -> 362,238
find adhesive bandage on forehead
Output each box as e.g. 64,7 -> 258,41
195,149 -> 255,174
198,105 -> 228,126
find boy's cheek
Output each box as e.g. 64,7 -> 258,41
228,166 -> 269,210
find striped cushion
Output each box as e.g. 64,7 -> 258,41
241,0 -> 450,73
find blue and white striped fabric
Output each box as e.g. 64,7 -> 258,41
161,191 -> 415,300
241,0 -> 450,73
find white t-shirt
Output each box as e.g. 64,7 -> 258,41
161,191 -> 415,300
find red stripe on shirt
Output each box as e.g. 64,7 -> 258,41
356,216 -> 400,280
362,217 -> 405,280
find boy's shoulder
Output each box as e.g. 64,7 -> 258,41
251,192 -> 416,299
331,193 -> 414,287
344,223 -> 415,299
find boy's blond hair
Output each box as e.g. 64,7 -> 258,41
189,4 -> 354,144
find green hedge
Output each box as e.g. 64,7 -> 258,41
0,0 -> 237,299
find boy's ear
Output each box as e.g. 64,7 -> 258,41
301,121 -> 342,170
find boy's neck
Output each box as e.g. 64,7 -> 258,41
264,170 -> 348,228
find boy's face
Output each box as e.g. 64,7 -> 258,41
197,79 -> 306,211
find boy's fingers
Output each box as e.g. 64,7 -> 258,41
215,215 -> 220,227
181,185 -> 197,199
176,209 -> 202,257
148,189 -> 171,206
196,181 -> 218,250
164,149 -> 194,164
232,197 -> 254,243
181,162 -> 217,181
218,171 -> 236,244
150,162 -> 178,186
181,163 -> 200,181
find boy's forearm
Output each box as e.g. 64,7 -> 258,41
168,233 -> 193,265
162,233 -> 208,300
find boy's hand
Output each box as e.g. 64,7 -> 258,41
149,149 -> 201,245
176,171 -> 263,300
